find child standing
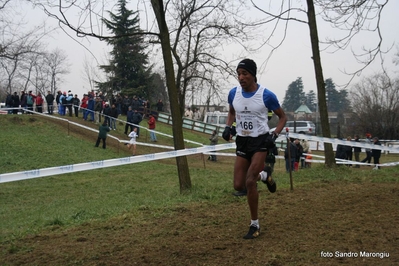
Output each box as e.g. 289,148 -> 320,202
127,128 -> 138,155
95,122 -> 110,149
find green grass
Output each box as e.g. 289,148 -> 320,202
0,114 -> 398,244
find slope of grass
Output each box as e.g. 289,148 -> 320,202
0,114 -> 398,244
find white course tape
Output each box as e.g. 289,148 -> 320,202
0,143 -> 236,184
2,109 -> 398,183
283,133 -> 399,153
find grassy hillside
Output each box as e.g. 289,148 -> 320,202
1,114 -> 398,265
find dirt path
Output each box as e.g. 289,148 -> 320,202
2,181 -> 398,265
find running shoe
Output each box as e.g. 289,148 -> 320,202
261,166 -> 276,193
243,225 -> 260,239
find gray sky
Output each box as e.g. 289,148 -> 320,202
14,0 -> 399,106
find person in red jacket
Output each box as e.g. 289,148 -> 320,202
80,94 -> 88,119
35,92 -> 44,113
147,114 -> 157,142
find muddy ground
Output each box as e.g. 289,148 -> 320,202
1,116 -> 398,265
2,181 -> 398,266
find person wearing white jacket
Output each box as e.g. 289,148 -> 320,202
127,128 -> 138,156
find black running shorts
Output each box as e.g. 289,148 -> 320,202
235,133 -> 269,160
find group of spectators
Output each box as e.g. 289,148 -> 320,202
335,133 -> 382,169
184,107 -> 202,121
284,138 -> 311,172
5,90 -> 47,114
281,134 -> 382,171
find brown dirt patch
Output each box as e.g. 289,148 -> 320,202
2,181 -> 398,265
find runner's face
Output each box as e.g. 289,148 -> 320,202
237,69 -> 255,90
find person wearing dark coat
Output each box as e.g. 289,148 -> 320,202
285,140 -> 298,172
46,91 -> 55,114
72,94 -> 81,117
124,106 -> 134,135
11,92 -> 20,114
102,102 -> 111,126
95,122 -> 110,149
109,104 -> 119,130
265,145 -> 278,173
6,93 -> 13,114
353,135 -> 362,168
372,137 -> 382,169
131,109 -> 143,137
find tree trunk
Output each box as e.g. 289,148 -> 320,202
151,0 -> 192,192
306,0 -> 335,167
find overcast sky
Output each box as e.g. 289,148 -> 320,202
13,0 -> 399,107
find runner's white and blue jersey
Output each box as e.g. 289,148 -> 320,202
228,85 -> 280,137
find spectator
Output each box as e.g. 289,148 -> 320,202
12,92 -> 20,114
144,99 -> 151,116
122,95 -> 131,115
156,99 -> 164,112
265,145 -> 278,172
184,107 -> 193,119
127,127 -> 138,156
294,138 -> 303,171
26,90 -> 36,114
6,92 -> 13,114
109,104 -> 118,130
300,139 -> 310,169
66,91 -> 73,116
56,91 -> 62,115
80,94 -> 88,119
361,133 -> 372,165
131,96 -> 141,111
116,93 -> 123,115
208,129 -> 218,161
35,92 -> 44,113
335,142 -> 347,161
124,106 -> 134,135
46,91 -> 55,114
353,135 -> 361,168
285,140 -> 298,173
95,122 -> 110,149
372,137 -> 382,170
59,91 -> 67,116
72,94 -> 81,117
305,150 -> 312,168
268,110 -> 273,121
20,91 -> 27,114
132,109 -> 143,137
147,114 -> 157,142
103,102 -> 111,126
94,93 -> 103,123
345,136 -> 353,166
84,92 -> 95,122
193,108 -> 201,120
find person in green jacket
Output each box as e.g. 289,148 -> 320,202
95,122 -> 110,149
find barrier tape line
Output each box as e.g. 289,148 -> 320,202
279,133 -> 399,153
1,108 -> 398,184
0,107 -> 204,147
0,143 -> 236,184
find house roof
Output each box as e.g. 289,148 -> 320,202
294,104 -> 312,114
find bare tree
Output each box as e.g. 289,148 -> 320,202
151,0 -> 191,192
351,73 -> 399,139
250,0 -> 392,167
0,0 -> 57,96
82,55 -> 104,93
164,0 -> 253,113
27,52 -> 51,95
30,0 -> 259,191
45,48 -> 70,94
